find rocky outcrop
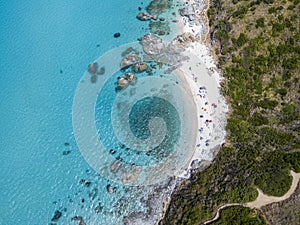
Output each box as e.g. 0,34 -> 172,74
118,78 -> 129,89
120,54 -> 141,69
179,7 -> 196,21
140,33 -> 165,55
172,32 -> 199,48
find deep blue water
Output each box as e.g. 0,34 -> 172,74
0,1 -> 157,224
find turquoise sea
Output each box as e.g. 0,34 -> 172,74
0,0 -> 190,224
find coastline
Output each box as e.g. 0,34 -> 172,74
160,0 -> 300,223
158,0 -> 228,222
175,0 -> 227,176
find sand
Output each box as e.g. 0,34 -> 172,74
174,0 -> 228,177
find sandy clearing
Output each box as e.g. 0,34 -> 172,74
246,170 -> 300,209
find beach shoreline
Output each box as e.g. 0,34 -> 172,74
174,0 -> 227,177
157,0 -> 228,222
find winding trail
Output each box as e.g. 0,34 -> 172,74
202,203 -> 242,225
201,170 -> 300,224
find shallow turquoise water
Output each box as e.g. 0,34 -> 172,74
0,1 -> 154,224
0,0 -> 195,224
0,0 -> 203,223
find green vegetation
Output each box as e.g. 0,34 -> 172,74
162,0 -> 300,224
212,206 -> 266,225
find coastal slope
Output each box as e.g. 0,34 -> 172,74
161,0 -> 300,224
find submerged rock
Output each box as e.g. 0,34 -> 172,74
110,159 -> 122,173
95,203 -> 103,213
62,150 -> 71,155
106,184 -> 115,194
146,0 -> 173,14
140,33 -> 165,55
97,66 -> 105,75
90,74 -> 97,83
149,21 -> 170,36
51,210 -> 62,222
137,12 -> 158,21
88,187 -> 98,200
123,212 -> 148,225
121,166 -> 142,184
71,216 -> 86,225
88,62 -> 98,74
113,32 -> 121,38
121,47 -> 136,57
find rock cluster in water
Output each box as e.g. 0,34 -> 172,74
87,62 -> 106,83
139,33 -> 193,73
137,12 -> 158,21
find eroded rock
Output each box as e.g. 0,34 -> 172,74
133,62 -> 148,73
120,54 -> 141,69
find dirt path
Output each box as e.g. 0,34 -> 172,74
202,203 -> 243,224
201,170 -> 300,224
246,170 -> 300,209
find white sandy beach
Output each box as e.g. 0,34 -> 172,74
174,0 -> 228,177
